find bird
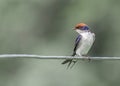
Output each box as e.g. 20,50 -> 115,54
62,23 -> 95,68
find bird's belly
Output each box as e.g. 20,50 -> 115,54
76,35 -> 94,56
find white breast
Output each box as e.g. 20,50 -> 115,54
76,32 -> 95,56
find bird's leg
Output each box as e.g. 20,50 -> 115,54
82,55 -> 91,62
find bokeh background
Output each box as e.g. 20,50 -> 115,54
0,0 -> 120,86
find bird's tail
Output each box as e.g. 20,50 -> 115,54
61,59 -> 77,69
61,59 -> 72,64
62,53 -> 77,69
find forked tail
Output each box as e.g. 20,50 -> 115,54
61,53 -> 77,69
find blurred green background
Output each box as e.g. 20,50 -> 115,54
0,0 -> 120,86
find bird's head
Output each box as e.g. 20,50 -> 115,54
73,23 -> 90,33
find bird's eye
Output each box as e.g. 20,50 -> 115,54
75,26 -> 80,29
75,26 -> 81,29
76,26 -> 83,30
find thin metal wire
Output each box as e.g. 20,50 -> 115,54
0,54 -> 119,60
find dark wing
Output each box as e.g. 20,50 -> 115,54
72,35 -> 81,56
61,35 -> 81,66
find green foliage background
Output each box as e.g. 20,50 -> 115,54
0,0 -> 120,86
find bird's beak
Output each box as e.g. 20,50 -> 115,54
72,28 -> 76,30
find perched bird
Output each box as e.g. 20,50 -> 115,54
62,23 -> 95,68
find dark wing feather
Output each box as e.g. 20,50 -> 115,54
72,35 -> 81,56
61,35 -> 81,66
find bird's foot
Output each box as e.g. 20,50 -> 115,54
82,55 -> 91,62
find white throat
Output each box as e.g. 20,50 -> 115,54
75,29 -> 89,34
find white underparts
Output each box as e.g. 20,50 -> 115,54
75,30 -> 95,56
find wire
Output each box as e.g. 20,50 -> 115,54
0,54 -> 119,60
